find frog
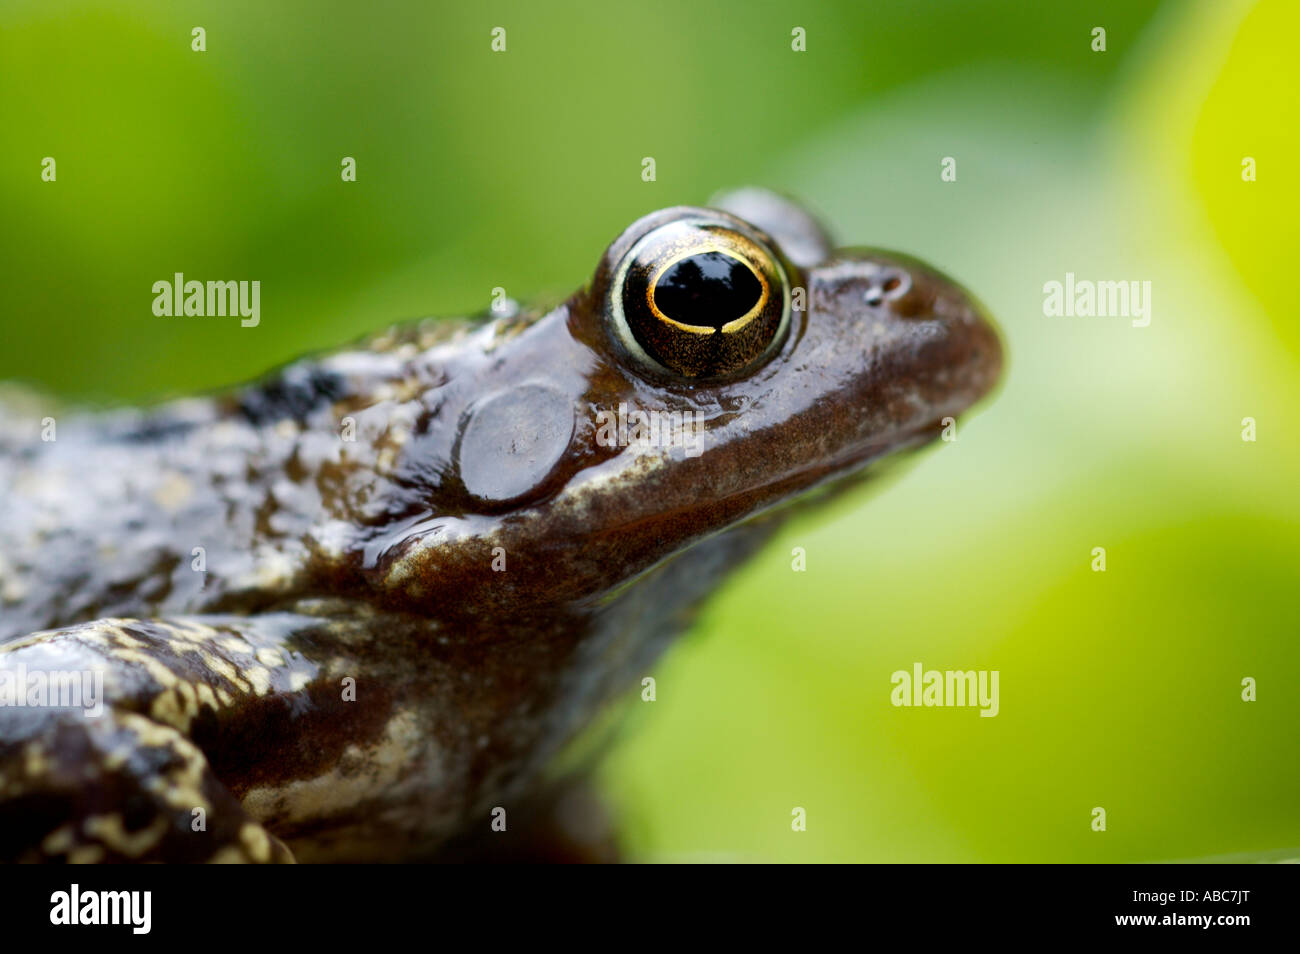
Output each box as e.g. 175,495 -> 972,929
0,189 -> 1002,862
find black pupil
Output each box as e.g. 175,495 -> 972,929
653,252 -> 762,329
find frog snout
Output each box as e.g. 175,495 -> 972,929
809,251 -> 1004,423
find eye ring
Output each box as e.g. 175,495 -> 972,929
646,246 -> 771,335
608,216 -> 791,380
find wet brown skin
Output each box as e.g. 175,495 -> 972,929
315,204 -> 1003,621
0,192 -> 1001,861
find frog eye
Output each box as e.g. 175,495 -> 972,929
608,217 -> 791,379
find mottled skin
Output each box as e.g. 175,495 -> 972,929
0,191 -> 1002,862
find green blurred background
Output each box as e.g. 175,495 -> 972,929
3,0 -> 1297,861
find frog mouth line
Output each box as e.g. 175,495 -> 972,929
739,420 -> 944,517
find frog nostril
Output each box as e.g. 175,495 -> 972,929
864,270 -> 911,308
882,271 -> 912,300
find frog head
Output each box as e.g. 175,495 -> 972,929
360,190 -> 1002,619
